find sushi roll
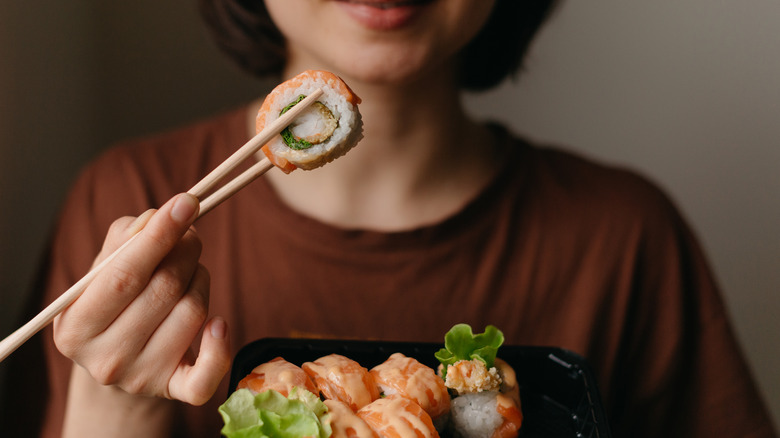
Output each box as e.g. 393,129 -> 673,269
302,353 -> 381,411
257,69 -> 363,173
323,399 -> 380,438
447,391 -> 522,438
436,324 -> 523,438
357,395 -> 440,438
236,356 -> 318,397
370,353 -> 451,422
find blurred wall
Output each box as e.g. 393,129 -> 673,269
465,2 -> 780,427
0,0 -> 266,405
1,0 -> 778,427
0,0 -> 100,397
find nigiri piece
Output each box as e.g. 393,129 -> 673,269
302,353 -> 380,411
324,399 -> 380,438
370,353 -> 451,421
236,356 -> 318,397
357,395 -> 440,438
257,69 -> 363,173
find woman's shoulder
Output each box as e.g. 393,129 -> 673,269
530,138 -> 673,203
102,106 -> 248,177
505,131 -> 687,237
80,105 -> 251,204
55,105 -> 251,235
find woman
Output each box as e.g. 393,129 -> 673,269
6,0 -> 775,437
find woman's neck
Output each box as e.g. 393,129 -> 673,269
252,67 -> 505,231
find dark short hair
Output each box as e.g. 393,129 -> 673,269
198,0 -> 561,92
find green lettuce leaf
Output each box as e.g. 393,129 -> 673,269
219,388 -> 331,438
434,323 -> 504,379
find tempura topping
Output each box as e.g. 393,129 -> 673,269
443,358 -> 502,395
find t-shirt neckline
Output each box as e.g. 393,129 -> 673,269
244,122 -> 530,252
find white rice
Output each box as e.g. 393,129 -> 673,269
264,76 -> 363,170
449,392 -> 503,438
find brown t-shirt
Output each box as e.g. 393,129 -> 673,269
4,106 -> 776,437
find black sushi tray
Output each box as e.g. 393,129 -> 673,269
229,338 -> 612,438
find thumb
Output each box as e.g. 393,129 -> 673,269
168,193 -> 200,226
114,193 -> 200,274
167,317 -> 232,406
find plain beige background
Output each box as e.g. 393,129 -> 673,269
1,0 -> 778,429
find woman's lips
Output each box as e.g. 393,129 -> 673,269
335,0 -> 433,30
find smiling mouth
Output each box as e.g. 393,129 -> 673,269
341,0 -> 434,9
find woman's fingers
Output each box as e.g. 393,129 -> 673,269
91,209 -> 155,266
53,193 -> 233,404
130,264 -> 212,388
166,317 -> 232,406
56,194 -> 200,343
122,265 -> 231,404
95,228 -> 204,358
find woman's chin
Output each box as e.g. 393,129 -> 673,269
316,49 -> 444,88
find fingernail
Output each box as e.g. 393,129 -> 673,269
210,317 -> 227,339
170,194 -> 199,224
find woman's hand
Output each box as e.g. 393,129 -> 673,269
53,193 -> 231,406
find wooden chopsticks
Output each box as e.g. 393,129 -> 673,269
0,89 -> 324,363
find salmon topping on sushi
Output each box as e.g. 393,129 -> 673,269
371,352 -> 451,421
236,357 -> 318,397
492,394 -> 523,438
323,399 -> 380,438
357,395 -> 440,438
303,353 -> 381,412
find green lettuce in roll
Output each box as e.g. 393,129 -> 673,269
435,323 -> 504,379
